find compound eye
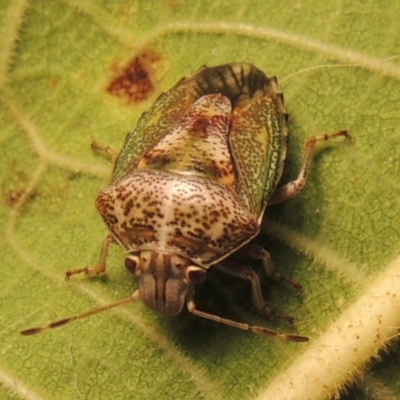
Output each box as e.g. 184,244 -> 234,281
186,266 -> 207,285
125,255 -> 139,275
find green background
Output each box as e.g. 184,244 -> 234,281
1,1 -> 399,399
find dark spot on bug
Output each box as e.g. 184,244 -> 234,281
124,199 -> 134,216
144,210 -> 155,219
143,152 -> 173,168
202,222 -> 211,230
107,51 -> 161,104
211,114 -> 227,125
174,228 -> 183,236
191,118 -> 210,137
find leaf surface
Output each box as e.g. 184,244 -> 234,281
1,1 -> 400,399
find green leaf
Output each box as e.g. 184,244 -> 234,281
1,1 -> 400,399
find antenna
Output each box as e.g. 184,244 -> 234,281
20,291 -> 140,336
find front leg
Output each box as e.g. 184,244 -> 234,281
91,141 -> 119,167
65,139 -> 120,281
65,234 -> 115,280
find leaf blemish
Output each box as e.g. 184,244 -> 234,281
107,50 -> 162,104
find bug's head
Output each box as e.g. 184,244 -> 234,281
124,250 -> 207,317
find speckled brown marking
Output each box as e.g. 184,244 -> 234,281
96,168 -> 259,267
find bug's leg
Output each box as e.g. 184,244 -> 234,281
268,130 -> 350,206
240,243 -> 303,296
65,234 -> 115,280
187,297 -> 308,342
91,141 -> 119,167
216,259 -> 295,324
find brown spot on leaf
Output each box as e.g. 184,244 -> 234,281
107,51 -> 161,104
2,168 -> 38,208
4,188 -> 37,208
48,78 -> 60,89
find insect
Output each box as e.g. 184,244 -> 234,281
21,63 -> 349,341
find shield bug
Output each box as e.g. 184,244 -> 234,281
21,63 -> 349,341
